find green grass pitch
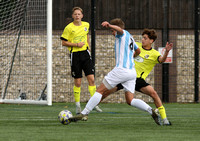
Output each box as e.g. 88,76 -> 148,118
0,103 -> 200,141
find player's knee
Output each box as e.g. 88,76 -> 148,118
74,81 -> 81,87
75,84 -> 81,87
89,79 -> 95,85
126,99 -> 132,105
87,75 -> 95,85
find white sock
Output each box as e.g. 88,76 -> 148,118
81,92 -> 102,115
75,102 -> 80,107
163,118 -> 169,124
130,99 -> 152,115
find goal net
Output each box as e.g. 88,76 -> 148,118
0,0 -> 52,105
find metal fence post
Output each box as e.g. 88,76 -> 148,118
91,0 -> 96,76
162,0 -> 169,102
194,0 -> 199,103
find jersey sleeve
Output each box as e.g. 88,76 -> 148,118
155,50 -> 161,64
60,25 -> 70,41
86,22 -> 90,34
134,42 -> 138,51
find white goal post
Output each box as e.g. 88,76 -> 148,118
0,0 -> 52,105
47,0 -> 52,106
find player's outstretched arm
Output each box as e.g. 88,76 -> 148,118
159,42 -> 173,63
101,21 -> 123,35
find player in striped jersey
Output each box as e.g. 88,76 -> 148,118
69,19 -> 161,125
102,29 -> 173,125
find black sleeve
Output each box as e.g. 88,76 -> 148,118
60,37 -> 68,41
157,55 -> 162,64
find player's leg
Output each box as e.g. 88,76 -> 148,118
125,91 -> 162,125
69,72 -> 117,122
87,75 -> 103,112
125,91 -> 151,113
140,85 -> 171,125
70,67 -> 133,122
122,73 -> 162,125
83,50 -> 103,112
71,52 -> 82,114
73,78 -> 82,114
86,74 -> 96,97
101,86 -> 118,101
81,82 -> 108,114
81,77 -> 113,115
140,85 -> 162,107
69,82 -> 108,122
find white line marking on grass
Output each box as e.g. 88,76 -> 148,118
0,118 -> 56,121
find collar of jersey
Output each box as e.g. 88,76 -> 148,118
142,46 -> 152,51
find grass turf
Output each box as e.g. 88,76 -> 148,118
0,103 -> 200,141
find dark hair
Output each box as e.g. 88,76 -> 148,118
110,18 -> 125,29
142,29 -> 157,42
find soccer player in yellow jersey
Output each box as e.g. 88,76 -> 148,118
60,7 -> 102,114
102,29 -> 173,125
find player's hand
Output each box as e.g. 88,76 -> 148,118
165,42 -> 173,52
101,21 -> 110,28
77,42 -> 85,47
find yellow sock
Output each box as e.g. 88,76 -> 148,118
88,85 -> 96,97
158,105 -> 167,119
73,85 -> 81,102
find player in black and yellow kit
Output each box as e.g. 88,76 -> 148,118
102,29 -> 173,125
60,7 -> 102,114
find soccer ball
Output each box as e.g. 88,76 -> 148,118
58,110 -> 73,125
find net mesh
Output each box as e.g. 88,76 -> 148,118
0,0 -> 47,101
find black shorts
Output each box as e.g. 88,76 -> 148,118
116,78 -> 150,92
70,50 -> 94,78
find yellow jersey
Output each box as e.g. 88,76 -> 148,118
61,21 -> 89,52
134,42 -> 161,80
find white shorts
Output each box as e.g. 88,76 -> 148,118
103,67 -> 136,93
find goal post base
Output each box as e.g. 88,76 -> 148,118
0,99 -> 48,105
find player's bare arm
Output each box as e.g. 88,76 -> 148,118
101,21 -> 123,35
87,34 -> 90,50
134,48 -> 141,58
159,42 -> 173,63
62,40 -> 85,48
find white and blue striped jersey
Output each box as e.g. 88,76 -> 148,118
114,30 -> 138,69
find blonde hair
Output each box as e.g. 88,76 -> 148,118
110,18 -> 125,29
72,7 -> 83,14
